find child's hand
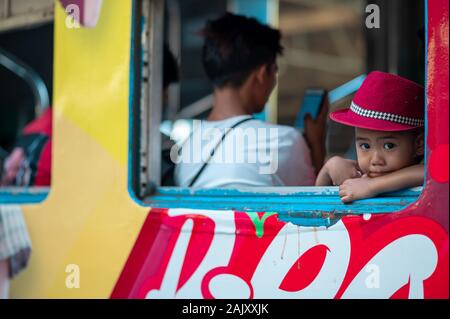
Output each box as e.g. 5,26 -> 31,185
339,164 -> 425,203
339,175 -> 377,203
327,156 -> 362,186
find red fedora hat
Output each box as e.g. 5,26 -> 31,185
330,71 -> 424,131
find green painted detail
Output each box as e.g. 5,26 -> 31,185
247,212 -> 277,238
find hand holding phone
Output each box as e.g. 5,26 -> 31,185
295,89 -> 329,175
295,88 -> 327,131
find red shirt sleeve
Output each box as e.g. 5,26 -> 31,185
23,108 -> 52,137
22,108 -> 52,186
33,139 -> 52,186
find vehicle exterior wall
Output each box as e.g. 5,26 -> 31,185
8,0 -> 448,298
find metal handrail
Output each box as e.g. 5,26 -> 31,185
0,47 -> 50,116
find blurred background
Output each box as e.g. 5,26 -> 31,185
0,0 -> 425,188
0,0 -> 53,152
163,0 -> 425,159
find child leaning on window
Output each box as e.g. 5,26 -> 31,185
316,71 -> 425,203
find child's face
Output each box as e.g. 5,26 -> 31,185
355,128 -> 423,178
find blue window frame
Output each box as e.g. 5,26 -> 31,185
0,187 -> 49,205
129,0 -> 426,228
147,187 -> 422,227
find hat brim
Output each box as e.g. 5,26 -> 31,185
330,108 -> 424,132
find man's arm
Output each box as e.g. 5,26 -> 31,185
303,94 -> 329,176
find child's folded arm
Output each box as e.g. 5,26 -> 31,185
315,161 -> 333,186
366,164 -> 424,195
339,164 -> 424,203
315,156 -> 361,186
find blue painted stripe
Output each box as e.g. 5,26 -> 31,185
0,188 -> 49,204
154,186 -> 421,198
146,186 -> 419,227
144,187 -> 421,215
127,0 -> 148,207
145,200 -> 417,213
127,0 -> 135,202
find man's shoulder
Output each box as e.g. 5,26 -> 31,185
246,120 -> 302,140
245,119 -> 298,132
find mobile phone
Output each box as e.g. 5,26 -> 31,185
295,88 -> 326,130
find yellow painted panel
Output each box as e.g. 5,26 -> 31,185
11,117 -> 148,298
11,0 -> 149,298
53,0 -> 132,165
